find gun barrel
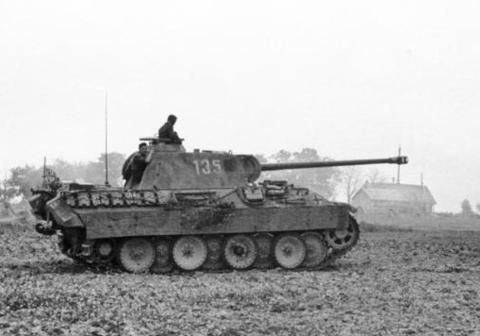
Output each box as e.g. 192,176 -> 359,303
261,156 -> 408,171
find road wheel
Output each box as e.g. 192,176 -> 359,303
325,215 -> 360,250
151,238 -> 173,274
273,233 -> 306,269
224,234 -> 257,270
300,232 -> 328,267
202,236 -> 225,270
253,233 -> 274,269
173,236 -> 207,271
94,239 -> 115,264
116,237 -> 155,273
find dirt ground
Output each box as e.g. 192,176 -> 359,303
0,224 -> 479,336
357,214 -> 480,232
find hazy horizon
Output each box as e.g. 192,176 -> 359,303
1,0 -> 479,212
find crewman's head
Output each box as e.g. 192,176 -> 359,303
138,142 -> 148,154
167,114 -> 177,125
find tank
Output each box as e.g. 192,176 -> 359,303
29,138 -> 408,273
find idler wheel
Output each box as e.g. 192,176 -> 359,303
253,233 -> 274,269
273,233 -> 306,269
173,236 -> 207,271
116,237 -> 155,273
224,234 -> 257,270
325,216 -> 360,250
300,232 -> 328,268
94,239 -> 115,264
202,236 -> 225,271
151,239 -> 173,274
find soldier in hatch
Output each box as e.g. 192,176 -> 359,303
123,142 -> 152,189
158,114 -> 182,144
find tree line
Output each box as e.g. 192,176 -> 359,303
0,153 -> 126,201
6,148 -> 477,216
0,148 -> 387,204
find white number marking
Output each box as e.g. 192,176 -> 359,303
193,159 -> 223,175
212,159 -> 222,173
201,159 -> 211,174
193,160 -> 201,175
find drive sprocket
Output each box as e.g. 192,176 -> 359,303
324,215 -> 360,250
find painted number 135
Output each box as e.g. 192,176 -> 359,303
193,159 -> 222,175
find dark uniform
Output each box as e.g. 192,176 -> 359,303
128,152 -> 149,187
122,152 -> 137,181
124,143 -> 150,189
158,115 -> 182,144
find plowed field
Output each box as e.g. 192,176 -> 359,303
1,224 -> 479,336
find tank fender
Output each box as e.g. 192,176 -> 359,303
331,201 -> 357,214
46,196 -> 84,228
347,204 -> 357,213
28,191 -> 54,220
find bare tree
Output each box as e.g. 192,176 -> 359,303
271,149 -> 291,163
366,168 -> 386,184
341,166 -> 363,203
461,199 -> 473,216
0,177 -> 15,202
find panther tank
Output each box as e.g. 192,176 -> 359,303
30,138 -> 408,273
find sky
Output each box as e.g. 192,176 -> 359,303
1,0 -> 479,212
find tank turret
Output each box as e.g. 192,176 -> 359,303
137,139 -> 408,190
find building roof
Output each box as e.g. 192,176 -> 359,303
353,183 -> 436,204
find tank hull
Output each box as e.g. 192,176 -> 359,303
39,184 -> 359,273
76,203 -> 349,239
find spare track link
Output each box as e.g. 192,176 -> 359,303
64,190 -> 169,208
63,189 -> 220,208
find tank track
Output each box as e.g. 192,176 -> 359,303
58,190 -> 360,273
304,219 -> 360,271
64,224 -> 360,273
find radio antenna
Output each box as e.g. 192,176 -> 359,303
396,146 -> 401,184
104,90 -> 110,186
42,157 -> 47,187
